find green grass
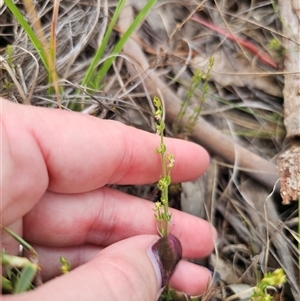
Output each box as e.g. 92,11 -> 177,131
82,0 -> 158,91
4,0 -> 50,74
4,0 -> 158,106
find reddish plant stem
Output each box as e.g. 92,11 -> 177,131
191,15 -> 278,69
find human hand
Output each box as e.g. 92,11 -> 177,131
1,99 -> 217,301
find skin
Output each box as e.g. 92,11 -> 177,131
1,99 -> 217,301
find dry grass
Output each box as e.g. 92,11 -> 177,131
0,0 -> 299,300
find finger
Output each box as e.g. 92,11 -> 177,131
169,260 -> 212,296
1,101 -> 48,226
24,187 -> 217,258
35,246 -> 212,296
3,100 -> 209,226
2,236 -> 161,301
31,244 -> 102,281
4,100 -> 209,192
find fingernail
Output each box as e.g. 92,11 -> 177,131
148,235 -> 182,288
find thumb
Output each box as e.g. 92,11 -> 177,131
4,235 -> 182,301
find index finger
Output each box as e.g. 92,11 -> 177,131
4,100 -> 209,195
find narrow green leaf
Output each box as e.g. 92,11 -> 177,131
81,0 -> 127,88
3,227 -> 38,257
13,263 -> 37,293
2,276 -> 13,292
4,0 -> 49,72
94,0 -> 158,88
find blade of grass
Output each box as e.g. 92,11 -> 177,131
93,0 -> 158,89
2,275 -> 13,292
4,0 -> 49,72
5,0 -> 62,100
13,263 -> 37,293
81,0 -> 127,90
4,227 -> 38,257
2,253 -> 31,267
22,0 -> 61,97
